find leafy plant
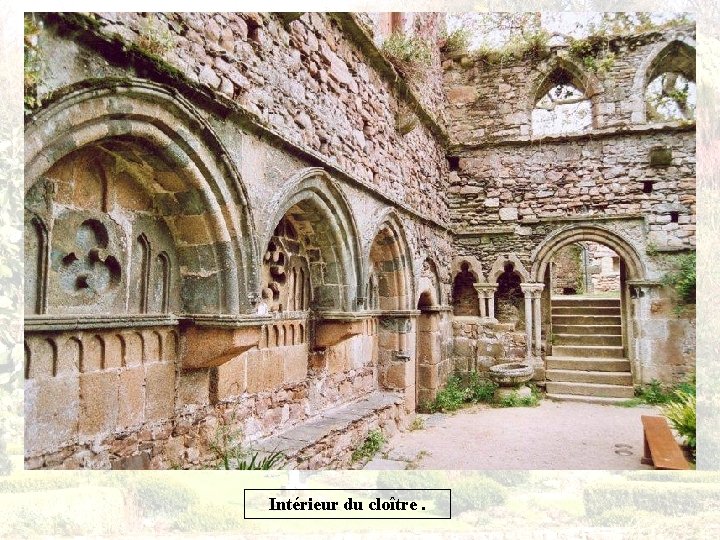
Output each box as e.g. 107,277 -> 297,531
636,379 -> 673,405
467,371 -> 497,403
429,375 -> 466,412
408,416 -> 425,431
663,391 -> 696,452
662,252 -> 696,305
351,429 -> 385,463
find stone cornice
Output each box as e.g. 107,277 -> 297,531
450,121 -> 695,153
25,314 -> 179,332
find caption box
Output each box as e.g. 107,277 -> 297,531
244,489 -> 452,519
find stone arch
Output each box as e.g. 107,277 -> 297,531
530,225 -> 646,283
529,55 -> 602,134
489,253 -> 530,283
450,256 -> 484,283
631,35 -> 696,123
417,257 -> 442,308
24,78 -> 258,314
366,210 -> 415,312
261,168 -> 362,312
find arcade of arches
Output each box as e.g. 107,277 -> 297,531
24,13 -> 695,469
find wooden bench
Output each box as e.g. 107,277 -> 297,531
640,415 -> 690,470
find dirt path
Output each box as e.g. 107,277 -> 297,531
366,400 -> 659,470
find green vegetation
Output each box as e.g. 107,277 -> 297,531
209,416 -> 285,470
136,17 -> 176,58
621,373 -> 695,407
451,476 -> 508,514
662,252 -> 696,306
472,30 -> 550,66
584,480 -> 720,517
382,32 -> 432,79
351,429 -> 386,463
425,372 -> 541,412
440,28 -> 471,55
663,391 -> 696,455
497,387 -> 540,408
408,416 -> 425,431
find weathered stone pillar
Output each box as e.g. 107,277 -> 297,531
520,283 -> 545,358
521,284 -> 533,357
532,285 -> 545,354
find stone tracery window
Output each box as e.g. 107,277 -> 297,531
531,67 -> 592,136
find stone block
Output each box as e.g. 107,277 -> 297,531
446,85 -> 477,104
25,375 -> 80,454
247,349 -> 284,393
215,354 -> 247,401
118,366 -> 146,431
326,343 -> 350,374
499,207 -> 518,221
284,348 -> 308,384
145,362 -> 176,423
178,369 -> 210,407
79,370 -> 119,439
417,364 -> 440,390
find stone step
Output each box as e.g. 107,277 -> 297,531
552,315 -> 622,326
552,297 -> 621,307
553,324 -> 622,336
552,345 -> 625,358
546,356 -> 631,372
545,393 -> 635,405
553,333 -> 623,347
552,306 -> 621,316
545,381 -> 634,399
546,369 -> 633,386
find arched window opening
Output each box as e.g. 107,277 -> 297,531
452,262 -> 479,316
532,68 -> 592,136
644,40 -> 696,123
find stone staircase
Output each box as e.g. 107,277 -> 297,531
546,296 -> 634,403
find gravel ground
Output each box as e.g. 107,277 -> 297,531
378,400 -> 659,470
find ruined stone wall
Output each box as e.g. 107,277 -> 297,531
448,132 -> 695,250
24,12 -> 455,469
78,12 -> 450,222
442,26 -> 695,142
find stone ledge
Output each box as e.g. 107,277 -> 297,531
249,391 -> 404,469
450,120 -> 695,152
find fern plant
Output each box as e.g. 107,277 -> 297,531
663,391 -> 696,450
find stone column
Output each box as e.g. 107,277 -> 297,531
520,283 -> 545,358
532,285 -> 545,354
521,284 -> 533,357
473,283 -> 498,322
